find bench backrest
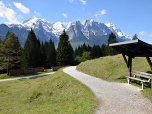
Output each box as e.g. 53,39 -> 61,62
132,71 -> 152,79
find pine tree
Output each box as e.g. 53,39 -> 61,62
56,29 -> 74,65
40,42 -> 47,68
47,39 -> 56,68
107,32 -> 118,55
132,34 -> 138,40
108,32 -> 118,45
21,28 -> 40,69
0,31 -> 21,75
101,44 -> 107,56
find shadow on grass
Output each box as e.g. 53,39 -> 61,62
146,71 -> 152,74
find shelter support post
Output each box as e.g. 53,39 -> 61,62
122,54 -> 132,84
122,54 -> 132,77
122,53 -> 128,68
128,56 -> 132,77
145,55 -> 152,70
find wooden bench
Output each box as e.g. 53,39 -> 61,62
126,71 -> 152,89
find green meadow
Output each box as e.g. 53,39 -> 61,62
0,68 -> 96,114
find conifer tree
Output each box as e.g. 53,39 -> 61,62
40,42 -> 47,67
0,31 -> 21,75
132,34 -> 138,40
45,39 -> 56,68
21,28 -> 40,69
108,32 -> 118,45
107,32 -> 118,55
101,44 -> 107,56
56,29 -> 73,65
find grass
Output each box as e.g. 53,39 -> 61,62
77,54 -> 152,102
0,68 -> 96,114
0,69 -> 52,79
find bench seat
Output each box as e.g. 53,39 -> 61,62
126,76 -> 149,83
126,75 -> 151,90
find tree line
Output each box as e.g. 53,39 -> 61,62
0,28 -> 138,75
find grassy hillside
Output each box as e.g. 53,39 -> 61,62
77,54 -> 152,82
0,68 -> 96,114
77,54 -> 152,102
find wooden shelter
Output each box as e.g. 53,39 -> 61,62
110,39 -> 152,89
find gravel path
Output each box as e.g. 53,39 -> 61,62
0,72 -> 55,82
63,66 -> 152,114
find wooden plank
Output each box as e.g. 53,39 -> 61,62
132,73 -> 152,79
146,56 -> 152,70
122,53 -> 128,68
132,70 -> 152,76
126,77 -> 148,82
148,79 -> 151,88
142,82 -> 144,90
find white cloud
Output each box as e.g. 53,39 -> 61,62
139,31 -> 148,35
13,2 -> 30,14
69,0 -> 74,3
94,9 -> 107,18
94,13 -> 99,18
18,15 -> 23,19
0,1 -> 19,24
101,9 -> 106,15
149,34 -> 152,37
8,3 -> 11,6
77,18 -> 80,21
62,13 -> 67,18
79,0 -> 86,5
34,11 -> 41,16
139,31 -> 152,38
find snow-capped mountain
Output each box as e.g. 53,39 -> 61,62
105,23 -> 131,41
0,16 -> 132,48
21,16 -> 72,38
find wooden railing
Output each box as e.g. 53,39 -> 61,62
9,67 -> 44,76
52,65 -> 69,71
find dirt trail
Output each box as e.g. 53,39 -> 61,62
63,66 -> 152,114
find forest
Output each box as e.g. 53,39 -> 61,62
0,28 -> 137,75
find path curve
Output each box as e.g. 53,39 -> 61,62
0,72 -> 55,82
63,66 -> 152,114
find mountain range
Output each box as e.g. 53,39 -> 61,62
0,16 -> 132,48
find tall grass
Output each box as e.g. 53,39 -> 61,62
0,68 -> 96,113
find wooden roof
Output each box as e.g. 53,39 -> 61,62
109,39 -> 152,57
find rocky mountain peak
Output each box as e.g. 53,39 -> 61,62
82,18 -> 94,25
0,16 -> 132,48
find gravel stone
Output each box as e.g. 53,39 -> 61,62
63,66 -> 152,114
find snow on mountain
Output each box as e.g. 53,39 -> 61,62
105,23 -> 132,40
8,16 -> 132,41
82,19 -> 111,39
5,16 -> 132,47
66,20 -> 84,40
21,16 -> 72,38
52,22 -> 72,38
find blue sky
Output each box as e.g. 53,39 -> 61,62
0,0 -> 152,43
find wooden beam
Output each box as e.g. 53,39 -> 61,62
145,55 -> 152,70
128,56 -> 132,77
122,53 -> 128,68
